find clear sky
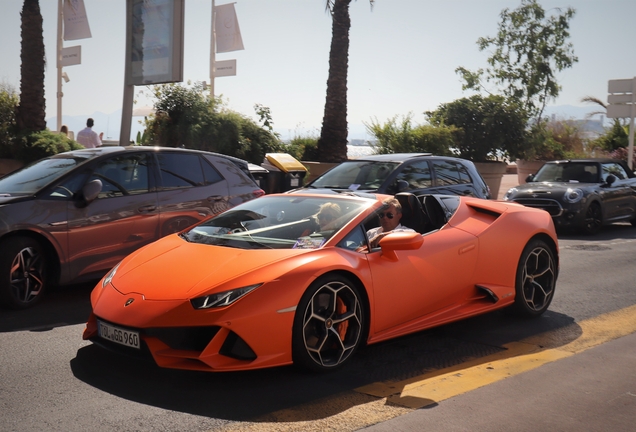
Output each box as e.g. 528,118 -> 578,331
0,0 -> 634,141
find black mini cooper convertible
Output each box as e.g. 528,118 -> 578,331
503,159 -> 636,235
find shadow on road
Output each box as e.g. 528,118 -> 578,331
70,309 -> 580,423
0,282 -> 94,332
556,222 -> 636,242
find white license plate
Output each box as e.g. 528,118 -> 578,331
290,178 -> 299,187
97,320 -> 140,349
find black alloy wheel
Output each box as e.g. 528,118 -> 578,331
292,274 -> 365,372
0,237 -> 48,309
512,239 -> 557,317
582,202 -> 602,235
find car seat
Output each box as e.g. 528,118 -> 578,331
423,195 -> 448,231
395,192 -> 429,233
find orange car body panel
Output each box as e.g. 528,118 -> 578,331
84,194 -> 558,372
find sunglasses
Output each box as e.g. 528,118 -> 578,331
318,213 -> 335,221
378,212 -> 395,219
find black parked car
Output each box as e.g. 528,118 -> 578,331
291,153 -> 491,199
0,146 -> 264,309
503,159 -> 636,234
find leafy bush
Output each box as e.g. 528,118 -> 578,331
11,130 -> 83,164
0,83 -> 18,153
521,120 -> 588,161
140,82 -> 283,165
280,135 -> 319,161
609,147 -> 636,167
425,95 -> 527,161
590,120 -> 628,153
365,114 -> 454,156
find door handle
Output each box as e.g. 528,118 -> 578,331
138,205 -> 157,213
207,196 -> 224,202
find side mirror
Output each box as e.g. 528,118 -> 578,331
605,174 -> 616,186
379,231 -> 423,261
525,174 -> 535,183
82,179 -> 102,204
396,180 -> 409,192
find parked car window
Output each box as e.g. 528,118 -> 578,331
157,153 -> 206,189
602,162 -> 628,181
337,225 -> 368,252
91,153 -> 150,198
201,158 -> 224,184
457,163 -> 472,184
310,161 -> 398,190
433,160 -> 462,186
0,157 -> 85,195
395,161 -> 432,190
48,172 -> 88,199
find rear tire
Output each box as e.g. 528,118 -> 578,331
292,274 -> 365,372
512,239 -> 556,318
0,237 -> 48,309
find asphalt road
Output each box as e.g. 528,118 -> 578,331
1,222 -> 636,432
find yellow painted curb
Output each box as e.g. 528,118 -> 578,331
358,303 -> 636,409
221,305 -> 636,431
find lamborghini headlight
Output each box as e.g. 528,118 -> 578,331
102,263 -> 120,288
564,188 -> 583,203
191,284 -> 262,309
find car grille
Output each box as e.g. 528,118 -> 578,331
512,198 -> 563,217
145,326 -> 221,351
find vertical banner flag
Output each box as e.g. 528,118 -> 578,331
214,3 -> 244,53
63,0 -> 92,40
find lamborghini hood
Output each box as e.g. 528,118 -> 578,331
111,234 -> 309,300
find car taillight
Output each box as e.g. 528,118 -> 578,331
253,188 -> 266,198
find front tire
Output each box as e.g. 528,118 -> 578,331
512,239 -> 556,317
292,274 -> 365,372
581,202 -> 602,235
0,237 -> 48,309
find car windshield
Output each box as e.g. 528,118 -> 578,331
533,162 -> 600,183
0,155 -> 90,195
181,195 -> 372,250
309,161 -> 399,190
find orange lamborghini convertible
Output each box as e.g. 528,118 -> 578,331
83,192 -> 559,372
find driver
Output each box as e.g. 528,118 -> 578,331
366,197 -> 414,248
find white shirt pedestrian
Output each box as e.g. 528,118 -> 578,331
76,118 -> 103,148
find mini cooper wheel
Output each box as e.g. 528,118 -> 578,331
581,202 -> 602,235
0,237 -> 48,309
512,239 -> 556,317
292,275 -> 365,372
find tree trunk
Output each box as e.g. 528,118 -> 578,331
317,0 -> 351,163
16,0 -> 46,132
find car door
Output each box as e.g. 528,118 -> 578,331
366,228 -> 479,333
66,152 -> 159,280
155,151 -> 231,236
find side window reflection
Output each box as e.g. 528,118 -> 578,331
90,154 -> 150,199
337,225 -> 368,252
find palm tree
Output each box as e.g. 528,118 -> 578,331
317,0 -> 374,163
16,0 -> 46,132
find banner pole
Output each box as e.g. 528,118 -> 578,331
57,0 -> 63,132
210,0 -> 216,97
